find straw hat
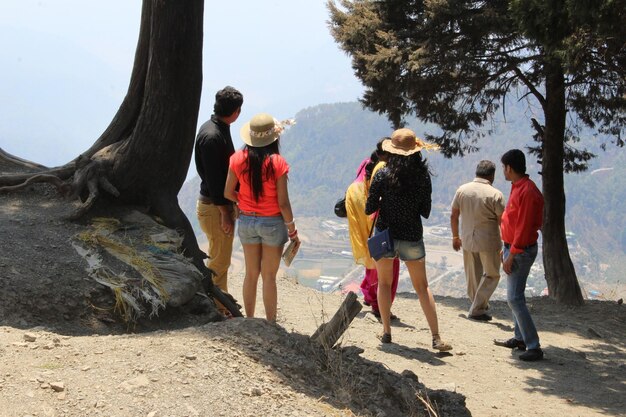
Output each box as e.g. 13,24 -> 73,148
240,113 -> 295,147
382,128 -> 436,156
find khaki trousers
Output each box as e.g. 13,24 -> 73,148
196,201 -> 234,294
462,249 -> 501,316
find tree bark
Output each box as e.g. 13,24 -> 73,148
311,291 -> 362,349
541,62 -> 584,305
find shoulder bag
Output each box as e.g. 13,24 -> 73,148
334,163 -> 367,218
366,199 -> 394,260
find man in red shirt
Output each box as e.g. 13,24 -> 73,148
494,149 -> 544,361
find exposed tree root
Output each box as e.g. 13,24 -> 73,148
199,266 -> 243,318
0,174 -> 71,195
68,155 -> 120,220
0,147 -> 76,187
0,151 -> 120,221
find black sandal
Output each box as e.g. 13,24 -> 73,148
372,310 -> 399,321
377,332 -> 392,344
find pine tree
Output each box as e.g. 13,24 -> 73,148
328,0 -> 625,305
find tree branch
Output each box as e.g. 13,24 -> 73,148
513,66 -> 546,108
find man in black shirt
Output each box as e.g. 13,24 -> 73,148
195,86 -> 243,313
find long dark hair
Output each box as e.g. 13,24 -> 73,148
364,137 -> 390,181
364,151 -> 380,181
243,141 -> 280,201
386,152 -> 430,191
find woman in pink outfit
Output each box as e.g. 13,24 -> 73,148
345,139 -> 400,318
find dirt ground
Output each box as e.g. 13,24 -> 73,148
1,183 -> 625,417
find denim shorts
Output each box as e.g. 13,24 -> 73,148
237,215 -> 288,247
378,234 -> 426,261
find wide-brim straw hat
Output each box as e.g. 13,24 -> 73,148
240,113 -> 294,147
382,128 -> 437,156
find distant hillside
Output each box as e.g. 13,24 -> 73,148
180,102 -> 625,285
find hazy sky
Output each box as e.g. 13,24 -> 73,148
0,0 -> 363,166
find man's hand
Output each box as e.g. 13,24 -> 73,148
452,237 -> 462,251
503,252 -> 515,275
220,211 -> 234,235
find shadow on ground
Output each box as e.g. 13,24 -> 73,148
194,318 -> 471,417
400,292 -> 626,414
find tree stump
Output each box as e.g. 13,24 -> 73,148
311,291 -> 362,349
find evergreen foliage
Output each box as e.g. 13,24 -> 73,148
327,0 -> 626,304
328,0 -> 624,161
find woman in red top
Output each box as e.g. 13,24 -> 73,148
224,113 -> 299,321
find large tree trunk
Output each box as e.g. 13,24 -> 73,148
1,0 -> 242,317
541,63 -> 584,306
84,0 -> 207,267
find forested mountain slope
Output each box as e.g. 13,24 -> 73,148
181,102 -> 624,285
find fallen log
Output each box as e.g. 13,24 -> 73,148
311,291 -> 362,348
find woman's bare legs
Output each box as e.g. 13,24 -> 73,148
260,244 -> 284,322
375,258 -> 395,336
242,243 -> 262,318
405,259 -> 439,337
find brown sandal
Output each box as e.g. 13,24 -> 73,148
432,336 -> 452,352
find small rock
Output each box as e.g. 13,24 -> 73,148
50,382 -> 65,392
81,366 -> 91,372
119,375 -> 150,393
147,412 -> 157,417
40,383 -> 50,389
23,334 -> 37,342
185,354 -> 197,360
57,392 -> 66,400
251,387 -> 263,396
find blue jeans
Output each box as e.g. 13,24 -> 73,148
504,244 -> 540,350
375,228 -> 426,261
237,215 -> 288,247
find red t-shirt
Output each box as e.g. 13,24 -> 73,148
501,176 -> 544,254
229,150 -> 289,216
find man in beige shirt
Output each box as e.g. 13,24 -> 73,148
451,160 -> 505,321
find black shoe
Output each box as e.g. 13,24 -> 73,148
377,332 -> 392,344
372,310 -> 399,321
519,348 -> 544,361
363,301 -> 371,307
469,313 -> 493,321
494,338 -> 527,351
